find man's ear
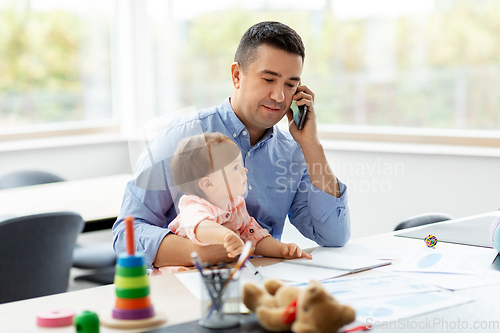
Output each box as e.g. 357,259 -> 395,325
198,177 -> 215,192
231,62 -> 242,89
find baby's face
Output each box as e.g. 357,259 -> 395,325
211,153 -> 248,198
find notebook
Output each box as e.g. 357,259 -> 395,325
257,247 -> 391,283
395,215 -> 496,248
286,247 -> 391,273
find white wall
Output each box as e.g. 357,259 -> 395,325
0,137 -> 131,181
282,142 -> 500,247
1,138 -> 499,246
328,147 -> 500,237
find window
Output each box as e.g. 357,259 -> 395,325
0,0 -> 114,135
2,0 -> 500,146
147,0 -> 500,145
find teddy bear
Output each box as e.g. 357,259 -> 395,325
242,279 -> 356,333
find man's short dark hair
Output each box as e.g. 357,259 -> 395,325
234,21 -> 305,72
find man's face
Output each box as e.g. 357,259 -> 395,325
233,44 -> 303,133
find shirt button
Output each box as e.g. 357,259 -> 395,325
226,213 -> 230,218
247,152 -> 251,156
249,228 -> 254,234
248,185 -> 252,190
242,130 -> 248,135
232,133 -> 237,138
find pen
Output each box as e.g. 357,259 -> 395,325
226,241 -> 253,281
190,251 -> 206,277
341,324 -> 370,332
191,252 -> 221,318
245,260 -> 264,280
206,242 -> 254,317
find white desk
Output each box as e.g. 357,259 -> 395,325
0,211 -> 499,332
0,174 -> 131,223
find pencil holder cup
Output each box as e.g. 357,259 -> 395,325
199,266 -> 240,329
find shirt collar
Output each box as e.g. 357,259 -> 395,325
218,97 -> 275,146
218,98 -> 246,138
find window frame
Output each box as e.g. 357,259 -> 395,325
317,125 -> 500,148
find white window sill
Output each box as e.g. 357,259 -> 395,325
2,126 -> 500,158
320,139 -> 500,158
0,133 -> 127,153
276,121 -> 500,157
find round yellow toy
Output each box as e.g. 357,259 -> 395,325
425,234 -> 438,247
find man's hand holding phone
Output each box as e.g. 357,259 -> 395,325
291,100 -> 308,130
286,85 -> 318,148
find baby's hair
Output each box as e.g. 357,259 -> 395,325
171,132 -> 239,198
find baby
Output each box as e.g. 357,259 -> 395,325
169,132 -> 312,261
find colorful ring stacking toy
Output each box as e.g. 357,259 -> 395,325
111,216 -> 155,321
424,234 -> 438,248
74,311 -> 99,333
100,216 -> 166,329
36,309 -> 75,327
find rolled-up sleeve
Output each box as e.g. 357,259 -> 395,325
112,170 -> 175,268
288,176 -> 351,247
240,216 -> 270,247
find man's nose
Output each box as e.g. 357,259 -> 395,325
270,85 -> 285,103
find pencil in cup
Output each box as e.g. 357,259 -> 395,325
191,252 -> 233,318
191,254 -> 247,320
207,249 -> 253,318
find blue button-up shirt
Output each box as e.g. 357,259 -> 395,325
113,98 -> 351,268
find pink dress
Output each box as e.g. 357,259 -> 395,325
169,194 -> 270,248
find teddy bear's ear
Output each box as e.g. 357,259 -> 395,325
291,321 -> 319,333
305,280 -> 327,299
264,279 -> 284,295
339,305 -> 356,326
243,282 -> 277,312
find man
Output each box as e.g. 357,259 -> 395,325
113,21 -> 350,269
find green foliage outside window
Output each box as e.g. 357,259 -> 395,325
175,1 -> 500,130
1,0 -> 499,131
0,3 -> 84,125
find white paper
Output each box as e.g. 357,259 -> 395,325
388,269 -> 500,291
309,243 -> 419,260
257,262 -> 347,283
308,274 -> 442,302
347,291 -> 472,325
394,247 -> 498,275
176,267 -> 261,300
176,270 -> 204,299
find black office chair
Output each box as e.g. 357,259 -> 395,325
0,212 -> 84,304
0,168 -> 117,285
73,243 -> 117,285
0,169 -> 65,189
394,212 -> 455,231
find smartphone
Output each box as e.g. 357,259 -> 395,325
291,100 -> 308,130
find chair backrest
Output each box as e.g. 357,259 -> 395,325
0,212 -> 84,304
394,212 -> 455,231
0,170 -> 65,189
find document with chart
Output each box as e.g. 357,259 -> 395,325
394,247 -> 498,275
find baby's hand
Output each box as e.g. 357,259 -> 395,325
282,243 -> 312,260
223,232 -> 244,258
